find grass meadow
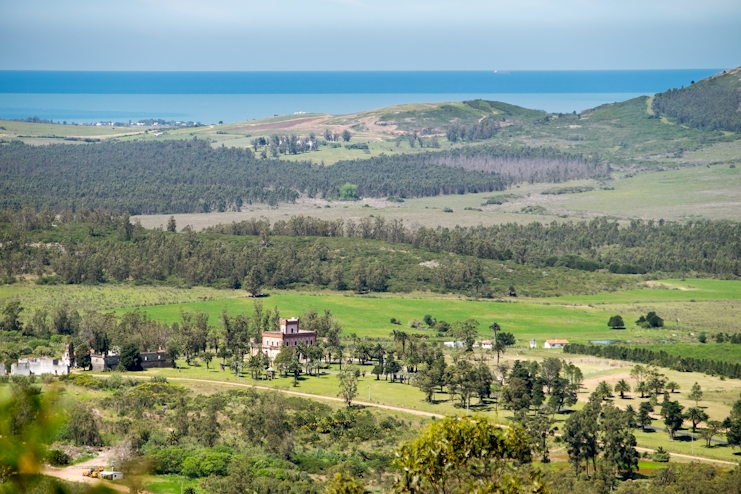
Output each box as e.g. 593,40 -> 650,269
133,163 -> 741,234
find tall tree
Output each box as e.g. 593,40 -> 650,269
0,300 -> 23,332
563,403 -> 600,478
688,382 -> 703,406
638,402 -> 654,431
337,367 -> 358,407
539,357 -> 562,394
600,405 -> 639,479
661,400 -> 685,440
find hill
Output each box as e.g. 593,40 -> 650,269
653,66 -> 741,133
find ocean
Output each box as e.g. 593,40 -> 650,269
0,70 -> 721,124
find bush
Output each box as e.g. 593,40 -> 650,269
442,207 -> 453,213
47,449 -> 71,466
181,456 -> 201,478
652,446 -> 670,462
200,452 -> 231,477
69,374 -> 102,389
149,447 -> 189,474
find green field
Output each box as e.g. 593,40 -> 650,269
115,291 -> 617,342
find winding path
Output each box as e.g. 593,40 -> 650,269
92,374 -> 739,465
91,374 -> 444,418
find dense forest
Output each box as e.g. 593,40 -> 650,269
652,69 -> 741,133
0,139 -> 606,214
0,209 -> 639,297
205,214 -> 741,277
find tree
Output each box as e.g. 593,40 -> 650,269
68,404 -> 102,447
548,376 -> 577,413
614,379 -> 631,399
595,381 -> 612,401
563,404 -> 600,477
637,311 -> 664,328
451,319 -> 479,352
341,129 -> 352,142
488,321 -> 501,341
491,331 -> 515,365
166,216 -> 177,232
0,300 -> 23,332
339,183 -> 359,201
638,402 -> 654,431
667,381 -> 679,393
525,408 -> 556,463
688,382 -> 703,406
195,405 -> 220,447
245,266 -> 263,297
607,315 -> 625,329
202,351 -> 213,369
392,416 -> 531,493
501,377 -> 531,412
661,400 -> 685,440
338,367 -> 358,407
600,405 -> 639,479
684,407 -> 708,433
726,416 -> 741,449
391,329 -> 409,356
118,343 -> 142,371
326,472 -> 367,494
636,381 -> 648,398
701,420 -> 724,447
540,357 -> 562,394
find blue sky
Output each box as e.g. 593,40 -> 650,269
0,0 -> 739,70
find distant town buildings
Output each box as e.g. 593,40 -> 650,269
256,318 -> 317,359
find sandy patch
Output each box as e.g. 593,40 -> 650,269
235,117 -> 326,132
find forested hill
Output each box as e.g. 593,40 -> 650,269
652,66 -> 741,133
0,139 -> 601,214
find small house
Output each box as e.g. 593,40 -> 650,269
530,338 -> 537,349
478,340 -> 492,349
543,339 -> 569,349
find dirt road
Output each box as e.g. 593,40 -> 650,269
42,450 -> 129,492
92,374 -> 444,419
89,374 -> 741,465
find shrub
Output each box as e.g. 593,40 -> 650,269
200,452 -> 231,477
181,456 -> 201,478
652,446 -> 670,462
149,447 -> 189,474
47,449 -> 71,466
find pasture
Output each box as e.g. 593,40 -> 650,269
133,163 -> 741,234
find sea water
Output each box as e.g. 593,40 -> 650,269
0,70 -> 720,124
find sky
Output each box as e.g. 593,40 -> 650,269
0,0 -> 739,71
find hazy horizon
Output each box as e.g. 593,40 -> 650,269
1,0 -> 738,71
